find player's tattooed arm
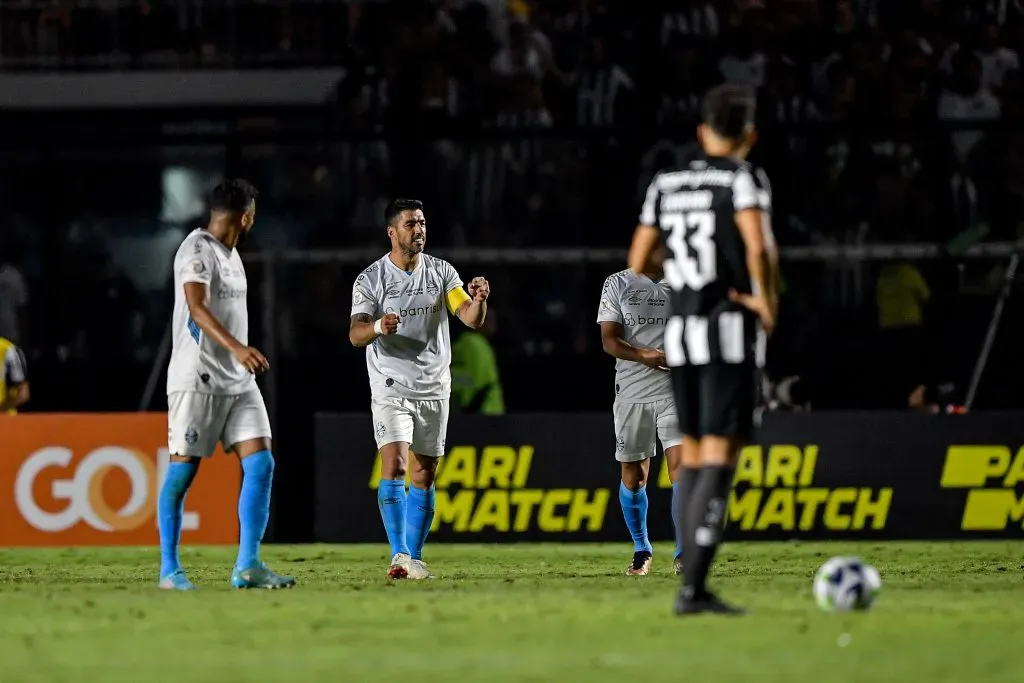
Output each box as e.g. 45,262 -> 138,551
350,312 -> 400,347
599,321 -> 667,371
349,313 -> 375,347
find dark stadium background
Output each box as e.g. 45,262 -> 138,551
2,0 -> 1023,541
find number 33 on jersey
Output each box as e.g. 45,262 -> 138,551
638,157 -> 771,318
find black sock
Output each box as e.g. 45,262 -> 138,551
674,466 -> 701,566
681,465 -> 735,599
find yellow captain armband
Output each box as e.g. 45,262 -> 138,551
445,286 -> 471,315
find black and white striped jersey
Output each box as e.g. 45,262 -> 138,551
638,155 -> 771,367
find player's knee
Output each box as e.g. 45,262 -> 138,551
411,453 -> 438,488
621,461 -> 647,490
664,446 -> 683,480
170,454 -> 201,465
380,445 -> 409,479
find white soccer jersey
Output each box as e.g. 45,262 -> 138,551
596,269 -> 673,403
3,343 -> 26,385
167,228 -> 255,396
351,254 -> 466,400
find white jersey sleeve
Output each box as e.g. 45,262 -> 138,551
732,167 -> 759,212
440,260 -> 465,295
351,264 -> 380,318
639,173 -> 661,226
753,166 -> 776,251
4,344 -> 26,383
177,237 -> 217,287
597,274 -> 624,325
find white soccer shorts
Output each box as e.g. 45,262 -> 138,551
167,389 -> 272,458
612,397 -> 682,463
370,396 -> 450,457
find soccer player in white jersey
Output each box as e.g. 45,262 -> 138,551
159,179 -> 295,591
350,198 -> 490,580
598,249 -> 684,576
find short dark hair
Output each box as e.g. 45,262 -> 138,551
209,178 -> 259,214
385,198 -> 424,227
701,84 -> 756,140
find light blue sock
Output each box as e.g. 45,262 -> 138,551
619,481 -> 653,554
406,485 -> 436,561
236,450 -> 274,571
158,461 -> 199,578
378,479 -> 410,557
671,480 -> 683,560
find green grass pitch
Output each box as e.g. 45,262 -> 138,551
1,542 -> 1022,682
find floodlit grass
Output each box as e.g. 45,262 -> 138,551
1,542 -> 1022,682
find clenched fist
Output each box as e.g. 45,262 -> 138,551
468,277 -> 490,302
378,312 -> 400,335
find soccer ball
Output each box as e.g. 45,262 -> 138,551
813,556 -> 882,612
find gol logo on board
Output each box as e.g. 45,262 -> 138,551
14,446 -> 198,533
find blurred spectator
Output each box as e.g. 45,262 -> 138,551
718,7 -> 768,87
574,35 -> 634,127
939,50 -> 1001,163
0,245 -> 29,345
451,307 -> 505,415
940,19 -> 1020,92
661,0 -> 720,47
79,252 -> 145,363
877,261 -> 930,330
0,336 -> 29,414
491,19 -> 546,83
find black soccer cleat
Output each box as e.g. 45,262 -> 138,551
674,590 -> 746,616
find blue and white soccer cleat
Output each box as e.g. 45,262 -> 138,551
230,562 -> 296,589
387,553 -> 432,580
158,569 -> 197,591
409,559 -> 434,580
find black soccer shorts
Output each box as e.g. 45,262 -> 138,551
670,362 -> 757,441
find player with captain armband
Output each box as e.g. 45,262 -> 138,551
349,198 -> 490,580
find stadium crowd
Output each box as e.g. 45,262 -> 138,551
2,0 -> 1023,413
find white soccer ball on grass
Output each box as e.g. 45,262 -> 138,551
813,556 -> 882,612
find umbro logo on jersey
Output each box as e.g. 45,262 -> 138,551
385,284 -> 401,299
625,289 -> 648,305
